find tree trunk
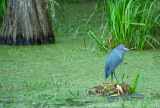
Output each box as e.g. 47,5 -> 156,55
0,0 -> 55,45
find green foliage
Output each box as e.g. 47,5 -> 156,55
84,0 -> 160,50
129,73 -> 141,94
83,7 -> 101,48
89,30 -> 109,52
110,90 -> 115,95
0,0 -> 8,29
105,0 -> 160,49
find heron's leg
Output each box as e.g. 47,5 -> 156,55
113,71 -> 119,84
111,72 -> 113,82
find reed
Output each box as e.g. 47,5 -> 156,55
105,0 -> 160,49
84,0 -> 160,50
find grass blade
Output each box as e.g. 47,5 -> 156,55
129,72 -> 141,94
89,30 -> 109,53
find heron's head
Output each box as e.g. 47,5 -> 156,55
116,44 -> 131,51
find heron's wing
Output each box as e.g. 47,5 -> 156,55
106,49 -> 123,74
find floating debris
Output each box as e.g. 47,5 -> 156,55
87,82 -> 144,100
107,94 -> 144,100
87,82 -> 131,96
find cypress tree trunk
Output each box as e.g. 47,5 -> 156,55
0,0 -> 55,45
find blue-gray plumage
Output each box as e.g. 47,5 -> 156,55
105,44 -> 131,83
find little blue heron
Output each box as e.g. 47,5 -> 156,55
105,44 -> 131,83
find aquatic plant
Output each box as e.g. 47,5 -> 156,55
89,30 -> 109,52
105,0 -> 160,49
84,0 -> 160,50
129,72 -> 141,94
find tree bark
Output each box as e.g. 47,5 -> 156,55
0,0 -> 55,45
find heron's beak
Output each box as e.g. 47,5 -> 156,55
124,47 -> 131,51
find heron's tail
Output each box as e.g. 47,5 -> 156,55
105,72 -> 109,82
105,71 -> 110,79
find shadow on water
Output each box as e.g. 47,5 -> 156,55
53,97 -> 96,107
0,97 -> 95,107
